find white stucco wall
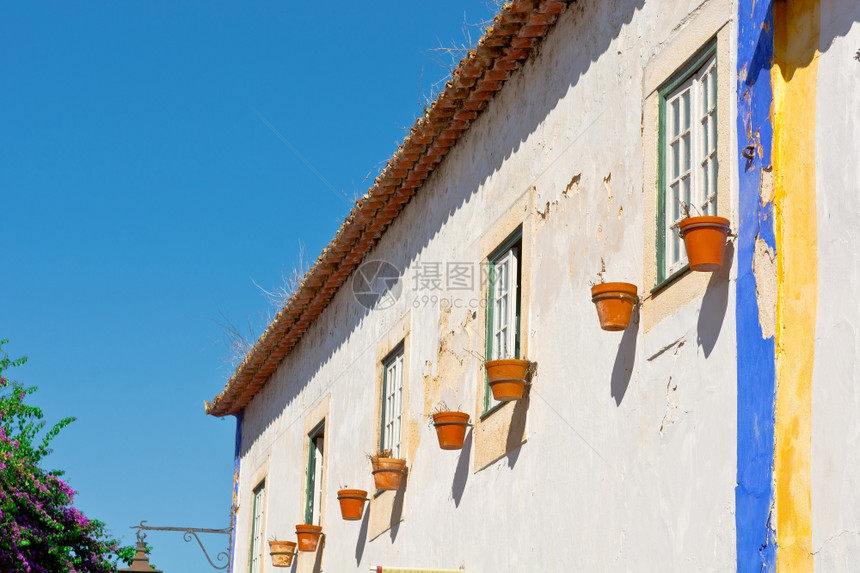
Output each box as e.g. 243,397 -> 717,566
231,1 -> 740,571
812,1 -> 860,569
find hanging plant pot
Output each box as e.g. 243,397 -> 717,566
370,456 -> 407,491
268,540 -> 297,567
294,524 -> 323,552
336,489 -> 368,521
590,282 -> 638,331
485,359 -> 530,401
431,411 -> 470,450
679,216 -> 731,272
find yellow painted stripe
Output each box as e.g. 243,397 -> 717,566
772,1 -> 819,571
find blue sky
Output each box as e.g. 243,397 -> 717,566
0,2 -> 496,570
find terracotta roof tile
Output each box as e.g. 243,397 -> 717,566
205,0 -> 573,417
454,110 -> 479,121
511,36 -> 539,49
518,24 -> 550,38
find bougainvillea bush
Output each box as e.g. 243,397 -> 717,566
0,339 -> 135,572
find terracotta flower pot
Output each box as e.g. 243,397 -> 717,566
590,282 -> 638,331
485,359 -> 529,401
268,540 -> 296,567
370,457 -> 406,491
679,216 -> 731,272
336,489 -> 368,520
432,411 -> 470,450
294,524 -> 323,552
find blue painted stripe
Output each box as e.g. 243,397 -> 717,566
735,2 -> 777,572
228,411 -> 243,572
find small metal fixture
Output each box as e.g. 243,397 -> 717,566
127,520 -> 232,571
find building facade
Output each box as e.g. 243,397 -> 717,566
206,0 -> 860,571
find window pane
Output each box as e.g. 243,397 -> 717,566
710,114 -> 717,151
313,436 -> 323,524
501,259 -> 509,294
671,228 -> 680,264
682,175 -> 691,209
710,67 -> 717,110
710,157 -> 719,209
395,355 -> 402,459
671,99 -> 680,137
492,254 -> 511,360
671,182 -> 680,220
682,134 -> 690,172
671,141 -> 679,178
682,91 -> 690,130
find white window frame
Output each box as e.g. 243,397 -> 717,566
492,248 -> 518,362
381,346 -> 404,459
248,481 -> 265,573
304,422 -> 325,525
484,230 -> 521,413
659,44 -> 718,282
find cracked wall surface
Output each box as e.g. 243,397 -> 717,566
811,1 -> 860,569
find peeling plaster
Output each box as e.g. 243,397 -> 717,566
760,165 -> 775,205
604,172 -> 613,211
659,376 -> 679,436
563,172 -> 582,196
422,303 -> 472,419
753,238 -> 777,339
536,200 -> 558,220
658,340 -> 688,436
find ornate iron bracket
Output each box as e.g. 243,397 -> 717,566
132,520 -> 231,570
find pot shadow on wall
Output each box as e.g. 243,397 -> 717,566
237,0 -> 645,455
354,501 -> 371,566
451,429 -> 473,507
299,536 -> 324,573
505,392 -> 529,468
697,242 -> 734,358
610,308 -> 638,406
388,477 -> 407,543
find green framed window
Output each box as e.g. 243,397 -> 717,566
657,40 -> 718,285
304,421 -> 325,525
248,480 -> 265,573
380,344 -> 404,458
484,227 -> 522,414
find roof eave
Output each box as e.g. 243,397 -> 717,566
205,0 -> 573,418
